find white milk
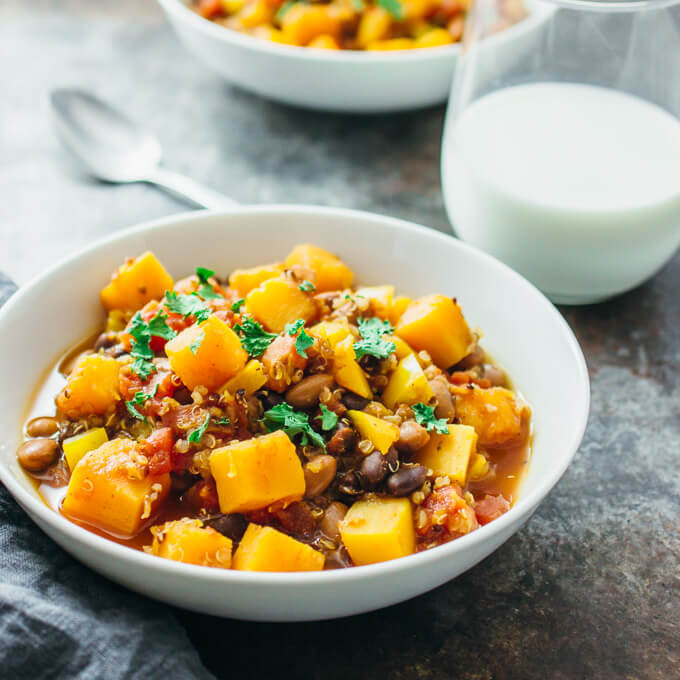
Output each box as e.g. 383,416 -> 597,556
442,83 -> 680,302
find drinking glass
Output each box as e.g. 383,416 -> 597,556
441,0 -> 680,303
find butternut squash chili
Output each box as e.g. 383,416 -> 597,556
192,0 -> 527,52
19,245 -> 531,571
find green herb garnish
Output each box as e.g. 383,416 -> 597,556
212,416 -> 231,426
299,280 -> 315,292
165,291 -> 211,323
377,0 -> 403,19
262,403 -> 326,450
195,266 -> 222,300
234,317 -> 278,356
128,312 -> 156,380
350,0 -> 365,10
319,404 -> 338,431
196,267 -> 214,284
231,298 -> 245,313
189,330 -> 205,355
353,317 -> 396,360
147,311 -> 177,341
275,0 -> 295,22
125,385 -> 158,421
285,318 -> 314,358
412,402 -> 450,434
188,413 -> 211,444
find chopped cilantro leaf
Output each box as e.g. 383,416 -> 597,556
319,404 -> 338,431
131,357 -> 155,380
285,319 -> 314,358
299,280 -> 315,292
412,402 -> 450,434
187,413 -> 210,444
231,298 -> 245,313
165,291 -> 211,323
234,317 -> 278,357
196,266 -> 215,284
147,311 -> 177,341
262,403 -> 326,450
128,312 -> 156,379
377,0 -> 403,19
353,317 -> 396,360
189,329 -> 205,355
125,385 -> 158,421
198,284 -> 222,300
285,319 -> 305,336
212,416 -> 231,426
275,0 -> 295,22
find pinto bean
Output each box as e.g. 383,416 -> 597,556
482,364 -> 506,387
386,464 -> 427,497
285,374 -> 334,409
320,502 -> 347,542
17,439 -> 60,473
455,344 -> 485,371
429,375 -> 455,420
26,417 -> 59,438
326,423 -> 356,456
304,455 -> 337,497
93,333 -> 116,351
395,420 -> 430,456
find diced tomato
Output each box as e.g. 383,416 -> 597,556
120,300 -> 189,353
419,485 -> 479,536
449,371 -> 492,388
119,365 -> 144,402
272,502 -> 316,538
196,0 -> 224,19
474,494 -> 511,525
143,427 -> 175,475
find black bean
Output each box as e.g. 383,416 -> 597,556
337,471 -> 362,497
360,451 -> 389,488
205,514 -> 248,543
256,390 -> 283,411
93,333 -> 116,351
341,391 -> 369,411
386,465 -> 427,497
173,387 -> 193,405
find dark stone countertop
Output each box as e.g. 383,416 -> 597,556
1,2 -> 677,678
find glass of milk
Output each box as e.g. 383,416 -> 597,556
441,0 -> 680,304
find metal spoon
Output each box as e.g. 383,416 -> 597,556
49,89 -> 236,210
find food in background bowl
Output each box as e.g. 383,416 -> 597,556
19,244 -> 530,572
192,0 -> 527,51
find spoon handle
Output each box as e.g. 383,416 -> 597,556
148,168 -> 238,210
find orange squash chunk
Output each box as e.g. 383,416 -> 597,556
56,354 -> 121,418
228,263 -> 283,297
148,518 -> 233,568
396,294 -> 474,369
165,315 -> 247,391
245,277 -> 316,333
62,438 -> 170,536
100,251 -> 174,311
209,431 -> 305,513
233,524 -> 325,572
280,5 -> 341,46
284,244 -> 353,293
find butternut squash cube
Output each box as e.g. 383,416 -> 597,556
100,251 -> 174,311
62,438 -> 170,536
356,6 -> 392,48
396,294 -> 474,369
261,333 -> 308,392
382,353 -> 434,410
233,524 -> 325,572
209,431 -> 305,513
387,335 -> 414,360
366,38 -> 416,50
309,319 -> 353,348
340,497 -> 415,565
245,277 -> 316,333
63,427 -> 108,471
165,315 -> 247,392
236,0 -> 274,28
355,285 -> 394,320
415,424 -> 478,486
56,354 -> 121,418
228,263 -> 283,297
148,518 -> 233,568
451,385 -> 530,447
280,6 -> 341,51
415,27 -> 453,48
348,410 -> 400,454
333,337 -> 372,399
307,34 -> 340,49
389,295 -> 412,325
222,359 -> 267,396
284,244 -> 353,293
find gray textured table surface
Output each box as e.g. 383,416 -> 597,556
1,2 -> 678,679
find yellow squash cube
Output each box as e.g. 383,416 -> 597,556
334,337 -> 372,399
396,294 -> 474,369
165,315 -> 247,392
280,4 -> 341,45
389,296 -> 412,325
149,518 -> 233,568
63,427 -> 108,471
62,438 -> 170,536
415,424 -> 478,486
415,27 -> 453,48
228,263 -> 283,297
309,319 -> 353,348
55,354 -> 121,418
284,244 -> 353,292
347,410 -> 400,454
245,277 -> 316,333
100,251 -> 174,311
209,430 -> 305,513
355,285 -> 394,320
387,335 -> 414,360
356,6 -> 392,48
382,353 -> 434,410
222,359 -> 267,396
340,497 -> 415,565
233,524 -> 325,572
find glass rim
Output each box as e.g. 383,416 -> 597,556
542,0 -> 679,11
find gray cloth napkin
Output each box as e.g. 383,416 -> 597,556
0,274 -> 214,680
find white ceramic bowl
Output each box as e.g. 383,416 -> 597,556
157,0 -> 554,112
0,206 -> 589,621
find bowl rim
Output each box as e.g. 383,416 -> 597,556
157,0 -> 554,65
0,205 -> 590,586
